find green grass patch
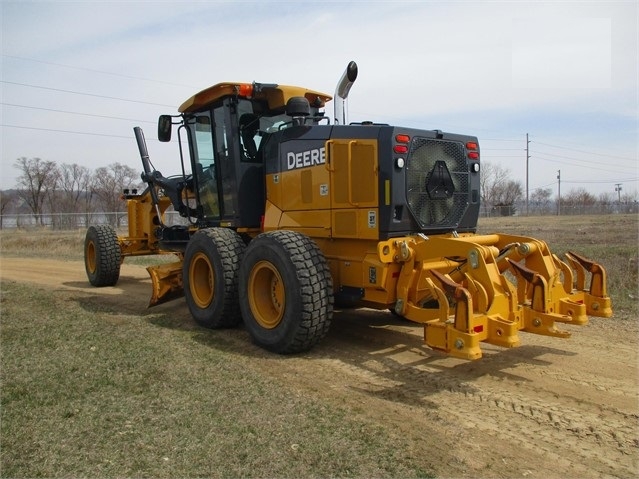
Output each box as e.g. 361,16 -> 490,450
0,281 -> 434,478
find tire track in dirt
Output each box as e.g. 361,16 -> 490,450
2,257 -> 638,478
270,311 -> 639,477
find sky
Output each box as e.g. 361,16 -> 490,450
1,0 -> 637,199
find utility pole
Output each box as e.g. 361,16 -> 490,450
526,133 -> 530,216
557,170 -> 561,216
615,183 -> 622,203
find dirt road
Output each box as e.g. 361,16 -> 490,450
2,257 -> 637,478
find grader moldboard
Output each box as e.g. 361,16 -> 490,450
84,62 -> 612,360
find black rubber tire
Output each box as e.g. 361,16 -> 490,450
239,230 -> 333,354
183,228 -> 245,329
84,225 -> 122,287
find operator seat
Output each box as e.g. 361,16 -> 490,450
239,113 -> 259,161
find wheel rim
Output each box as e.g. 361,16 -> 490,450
189,252 -> 215,308
248,260 -> 285,329
86,241 -> 97,274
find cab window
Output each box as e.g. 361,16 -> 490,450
191,113 -> 219,218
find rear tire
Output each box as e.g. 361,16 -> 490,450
239,230 -> 333,354
183,228 -> 245,329
84,225 -> 121,286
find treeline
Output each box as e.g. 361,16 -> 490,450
480,163 -> 637,216
1,157 -> 142,228
1,158 -> 637,228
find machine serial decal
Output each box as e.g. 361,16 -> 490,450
368,210 -> 376,228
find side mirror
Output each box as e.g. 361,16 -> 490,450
158,115 -> 172,142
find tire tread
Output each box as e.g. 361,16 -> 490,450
85,225 -> 121,286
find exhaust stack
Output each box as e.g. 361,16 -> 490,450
334,61 -> 358,125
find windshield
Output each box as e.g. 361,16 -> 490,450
190,112 -> 220,218
237,98 -> 327,162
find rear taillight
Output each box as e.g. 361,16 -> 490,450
394,133 -> 410,154
466,141 -> 479,160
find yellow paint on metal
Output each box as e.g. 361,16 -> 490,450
179,82 -> 332,114
385,180 -> 391,206
85,240 -> 97,274
189,252 -> 215,309
147,261 -> 184,307
248,260 -> 285,329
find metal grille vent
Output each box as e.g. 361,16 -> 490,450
406,138 -> 469,228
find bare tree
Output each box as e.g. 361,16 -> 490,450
13,157 -> 60,225
480,162 -> 522,216
0,190 -> 16,229
92,162 -> 140,226
59,163 -> 91,212
598,192 -> 614,214
493,180 -> 523,216
621,190 -> 638,203
56,163 -> 92,228
531,187 -> 553,215
562,187 -> 597,214
480,162 -> 510,208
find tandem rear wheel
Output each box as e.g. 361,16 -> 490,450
238,230 -> 333,354
183,228 -> 333,354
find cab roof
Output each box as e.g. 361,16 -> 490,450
178,82 -> 333,114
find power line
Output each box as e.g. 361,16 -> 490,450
533,150 -> 633,168
1,103 -> 155,123
530,181 -> 558,190
1,80 -> 175,108
2,54 -> 196,89
481,138 -> 523,142
563,178 -> 639,184
533,140 -> 636,161
0,123 -> 161,141
527,176 -> 638,191
481,148 -> 523,151
533,153 -> 634,175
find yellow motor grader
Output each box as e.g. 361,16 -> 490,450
84,62 -> 612,359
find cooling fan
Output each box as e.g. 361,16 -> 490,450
406,139 -> 468,228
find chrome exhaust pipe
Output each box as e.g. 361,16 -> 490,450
334,61 -> 358,125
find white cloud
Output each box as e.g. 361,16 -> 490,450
512,17 -> 612,89
1,0 -> 637,194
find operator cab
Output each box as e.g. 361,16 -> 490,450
159,82 -> 331,229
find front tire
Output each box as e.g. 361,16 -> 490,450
84,225 -> 121,286
183,228 -> 245,329
239,230 -> 333,354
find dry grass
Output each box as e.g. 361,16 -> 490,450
0,228 -> 86,260
0,228 -> 176,266
1,214 -> 636,317
0,282 -> 433,478
477,214 -> 638,318
0,215 -> 636,477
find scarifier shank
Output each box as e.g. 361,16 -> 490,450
376,232 -> 612,360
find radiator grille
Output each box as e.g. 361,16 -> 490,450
406,138 -> 469,229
